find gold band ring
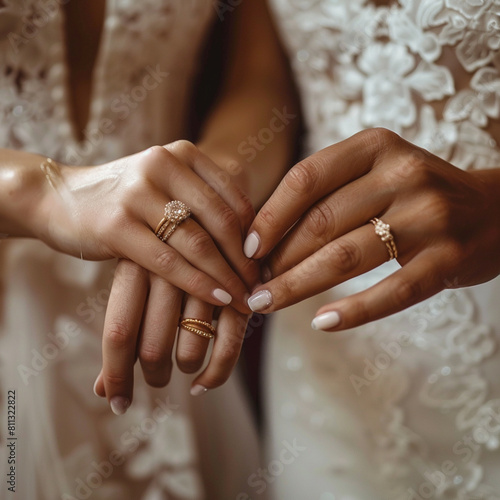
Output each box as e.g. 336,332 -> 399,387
155,201 -> 191,242
370,217 -> 398,261
179,318 -> 216,340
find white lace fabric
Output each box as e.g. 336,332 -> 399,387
0,2 -> 264,499
265,1 -> 500,499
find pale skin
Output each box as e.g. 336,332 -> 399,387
0,0 -> 298,414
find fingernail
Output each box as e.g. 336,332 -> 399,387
93,376 -> 103,398
262,266 -> 272,283
311,311 -> 341,331
248,290 -> 273,312
213,288 -> 232,305
110,396 -> 130,416
244,231 -> 260,259
190,385 -> 208,397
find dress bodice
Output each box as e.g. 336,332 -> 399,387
269,0 -> 500,169
0,0 -> 214,164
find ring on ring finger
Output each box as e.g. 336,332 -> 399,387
155,201 -> 191,242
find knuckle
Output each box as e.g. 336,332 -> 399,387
258,205 -> 281,232
104,373 -> 129,386
306,203 -> 335,241
104,321 -> 131,350
363,127 -> 399,150
153,248 -> 177,274
185,272 -> 207,294
393,277 -> 421,309
216,206 -> 240,234
177,348 -> 204,374
186,230 -> 215,257
284,159 -> 322,196
168,139 -> 196,156
144,375 -> 170,389
324,238 -> 361,274
144,145 -> 172,166
140,344 -> 168,372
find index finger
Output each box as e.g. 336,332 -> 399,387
243,129 -> 387,260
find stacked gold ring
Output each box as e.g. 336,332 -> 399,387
370,217 -> 398,261
155,200 -> 191,242
179,318 -> 216,340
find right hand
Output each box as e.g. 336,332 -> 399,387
37,140 -> 259,313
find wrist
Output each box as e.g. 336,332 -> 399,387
0,153 -> 55,239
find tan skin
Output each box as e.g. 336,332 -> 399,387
92,1 -> 299,410
63,0 -> 106,139
0,0 -> 296,413
5,0 -> 499,414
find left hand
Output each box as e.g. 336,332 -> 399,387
244,128 -> 500,330
93,260 -> 250,415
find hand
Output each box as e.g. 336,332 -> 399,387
244,128 -> 500,330
93,260 -> 250,415
38,140 -> 259,313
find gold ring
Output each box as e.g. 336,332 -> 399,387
370,217 -> 398,261
155,201 -> 191,242
179,318 -> 216,340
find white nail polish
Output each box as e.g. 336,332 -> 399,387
190,385 -> 208,397
110,396 -> 130,416
247,290 -> 273,312
93,377 -> 100,398
311,311 -> 341,331
244,231 -> 260,259
213,288 -> 232,305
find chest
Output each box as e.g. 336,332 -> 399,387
62,0 -> 106,77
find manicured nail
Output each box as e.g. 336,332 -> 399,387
248,290 -> 273,312
190,385 -> 208,397
93,376 -> 103,398
262,266 -> 272,283
244,231 -> 260,258
213,288 -> 232,305
110,396 -> 130,416
311,311 -> 341,331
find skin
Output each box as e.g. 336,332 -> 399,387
0,0 -> 298,414
245,128 -> 500,331
93,0 -> 298,410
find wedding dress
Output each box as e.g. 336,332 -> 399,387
265,1 -> 500,499
0,2 -> 262,499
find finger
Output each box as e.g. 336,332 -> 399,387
311,250 -> 446,331
170,142 -> 260,289
191,306 -> 249,394
138,275 -> 183,388
176,297 -> 214,374
102,260 -> 148,415
142,197 -> 251,312
244,129 -> 391,260
265,170 -> 392,278
147,145 -> 258,288
247,214 -> 411,313
118,223 -> 250,312
93,370 -> 105,398
165,141 -> 255,232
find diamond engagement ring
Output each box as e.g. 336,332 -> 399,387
155,201 -> 191,242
